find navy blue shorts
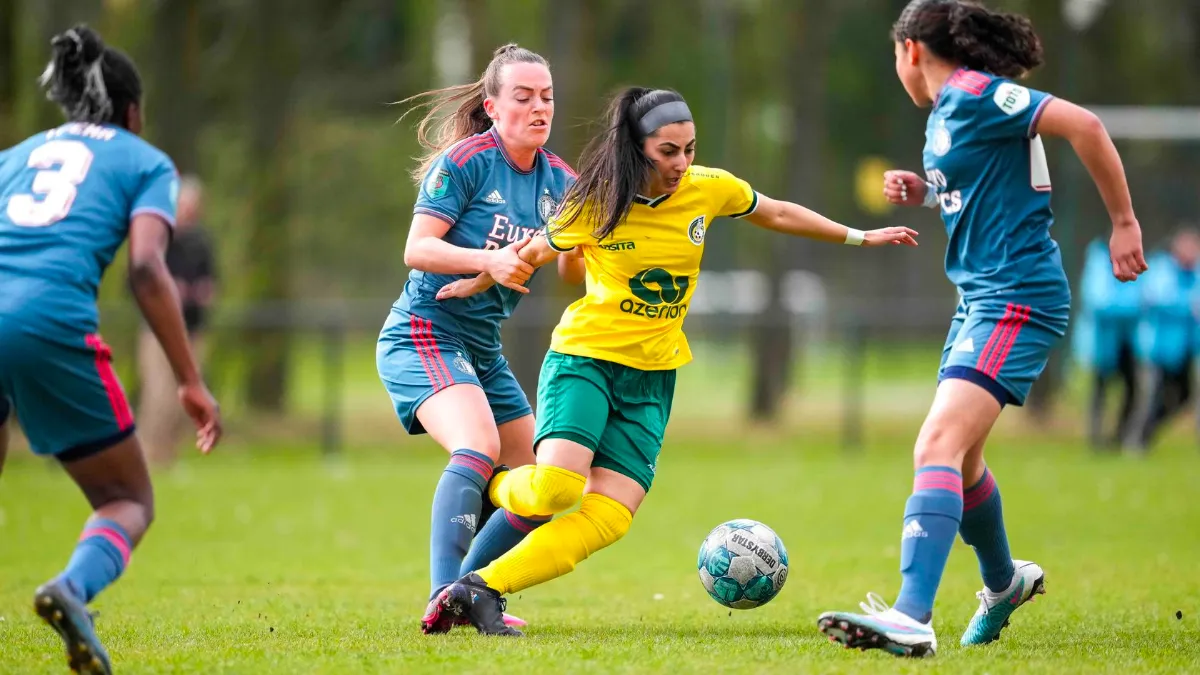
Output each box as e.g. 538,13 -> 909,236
0,326 -> 136,460
376,310 -> 531,435
938,298 -> 1069,407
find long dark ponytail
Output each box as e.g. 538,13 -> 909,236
555,87 -> 688,242
892,0 -> 1043,79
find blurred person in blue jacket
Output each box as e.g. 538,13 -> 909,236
1125,228 -> 1200,453
1072,238 -> 1141,450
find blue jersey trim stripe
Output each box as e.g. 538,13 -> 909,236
1027,95 -> 1055,139
414,206 -> 456,225
730,191 -> 760,219
131,207 -> 176,228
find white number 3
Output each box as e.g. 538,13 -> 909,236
6,140 -> 95,227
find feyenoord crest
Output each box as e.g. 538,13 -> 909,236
538,189 -> 557,224
687,215 -> 706,246
932,118 -> 952,157
453,352 -> 475,376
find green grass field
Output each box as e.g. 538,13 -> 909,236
1,425 -> 1198,674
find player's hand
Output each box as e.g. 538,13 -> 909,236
863,226 -> 920,247
485,236 -> 535,293
883,170 -> 928,207
436,273 -> 496,300
1110,218 -> 1148,282
178,381 -> 221,454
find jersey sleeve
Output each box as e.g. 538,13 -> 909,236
131,151 -> 179,228
413,152 -> 476,225
709,168 -> 759,219
544,201 -> 594,251
980,80 -> 1054,140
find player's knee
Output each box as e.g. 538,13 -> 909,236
452,428 -> 502,463
579,493 -> 633,548
913,419 -> 968,468
526,464 -> 586,514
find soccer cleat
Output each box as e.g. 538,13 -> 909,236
437,573 -> 523,636
423,586 -> 527,634
420,592 -> 457,634
453,612 -> 527,629
960,560 -> 1046,646
33,579 -> 112,675
817,593 -> 937,658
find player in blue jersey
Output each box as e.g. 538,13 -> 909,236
0,26 -> 221,674
375,43 -> 577,634
817,0 -> 1147,657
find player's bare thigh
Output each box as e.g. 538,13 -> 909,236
496,414 -> 535,468
913,377 -> 1003,473
415,383 -> 502,463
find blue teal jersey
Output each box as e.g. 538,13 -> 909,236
923,68 -> 1067,304
394,127 -> 576,358
0,123 -> 178,338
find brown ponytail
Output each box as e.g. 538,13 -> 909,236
396,43 -> 549,184
892,0 -> 1043,80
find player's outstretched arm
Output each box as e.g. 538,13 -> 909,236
404,213 -> 534,291
436,235 -> 561,299
127,213 -> 222,453
1034,98 -> 1147,282
744,195 -> 919,247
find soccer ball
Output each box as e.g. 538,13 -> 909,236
697,519 -> 789,609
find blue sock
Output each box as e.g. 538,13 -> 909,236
429,449 -> 493,598
960,468 -> 1014,593
893,466 -> 963,624
60,519 -> 131,603
459,509 -> 548,576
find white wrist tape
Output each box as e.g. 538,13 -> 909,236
922,182 -> 940,209
844,228 -> 865,246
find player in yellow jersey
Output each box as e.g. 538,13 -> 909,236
426,87 -> 919,635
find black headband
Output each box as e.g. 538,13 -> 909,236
636,100 -> 692,138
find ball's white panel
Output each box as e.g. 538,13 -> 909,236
726,555 -> 758,585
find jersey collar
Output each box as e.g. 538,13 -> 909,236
933,66 -> 968,109
489,127 -> 537,175
634,193 -> 671,208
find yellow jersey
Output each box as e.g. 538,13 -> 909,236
546,165 -> 758,371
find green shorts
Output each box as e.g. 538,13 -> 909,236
534,350 -> 677,492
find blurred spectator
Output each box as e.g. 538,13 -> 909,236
136,175 -> 217,467
1072,238 -> 1142,450
1124,228 -> 1200,454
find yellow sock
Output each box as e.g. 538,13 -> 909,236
478,493 -> 633,594
488,464 -> 585,518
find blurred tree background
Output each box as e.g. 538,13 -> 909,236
3,0 -> 1198,434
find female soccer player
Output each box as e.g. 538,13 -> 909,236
376,43 -> 577,634
816,0 -> 1146,657
0,25 -> 222,674
428,86 -> 919,635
